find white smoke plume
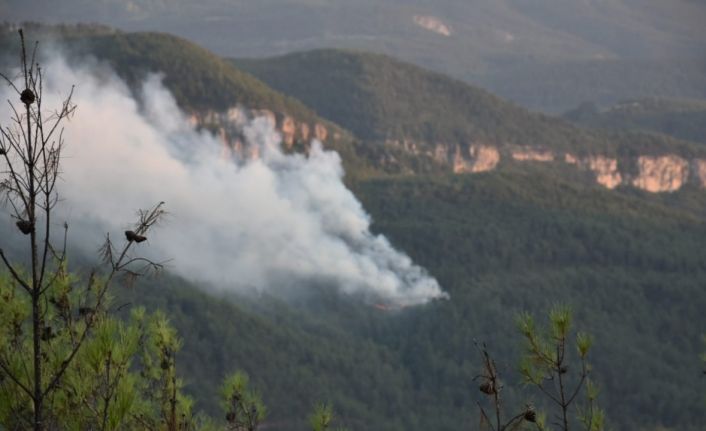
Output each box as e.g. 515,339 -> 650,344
0,55 -> 447,306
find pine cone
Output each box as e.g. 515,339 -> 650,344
20,88 -> 35,105
479,381 -> 495,395
125,230 -> 147,243
16,219 -> 33,235
524,408 -> 537,423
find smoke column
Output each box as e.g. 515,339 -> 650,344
0,56 -> 447,306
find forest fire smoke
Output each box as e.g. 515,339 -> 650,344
0,55 -> 448,307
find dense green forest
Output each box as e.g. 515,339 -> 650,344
109,166 -> 706,430
1,25 -> 705,430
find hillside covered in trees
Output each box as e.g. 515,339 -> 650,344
234,49 -> 705,159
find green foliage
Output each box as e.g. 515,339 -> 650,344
0,269 -> 162,429
0,269 -> 240,430
221,371 -> 266,431
309,402 -> 347,431
136,311 -> 198,430
517,306 -> 603,431
119,277 -> 417,431
309,403 -> 333,431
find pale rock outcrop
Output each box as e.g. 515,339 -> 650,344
191,108 -> 330,157
279,115 -> 297,148
511,148 -> 554,162
452,146 -> 469,173
314,123 -> 328,141
187,113 -> 199,128
190,108 -> 706,193
562,154 -> 622,189
453,144 -> 500,173
299,123 -> 310,141
467,145 -> 500,172
585,156 -> 622,189
632,155 -> 689,192
413,15 -> 452,36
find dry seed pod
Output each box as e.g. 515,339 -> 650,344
16,219 -> 33,235
124,230 -> 147,243
20,88 -> 35,105
559,365 -> 568,374
0,148 -> 6,155
524,408 -> 537,423
479,381 -> 494,395
226,412 -> 236,423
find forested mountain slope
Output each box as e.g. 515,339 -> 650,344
119,168 -> 706,430
236,49 -> 706,192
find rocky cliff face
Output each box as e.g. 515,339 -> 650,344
386,138 -> 705,192
190,107 -> 331,157
191,108 -> 703,193
632,155 -> 690,192
566,154 -> 623,189
453,144 -> 500,173
511,148 -> 554,162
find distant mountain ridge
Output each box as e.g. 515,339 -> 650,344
564,97 -> 706,147
4,0 -> 706,111
235,49 -> 706,193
